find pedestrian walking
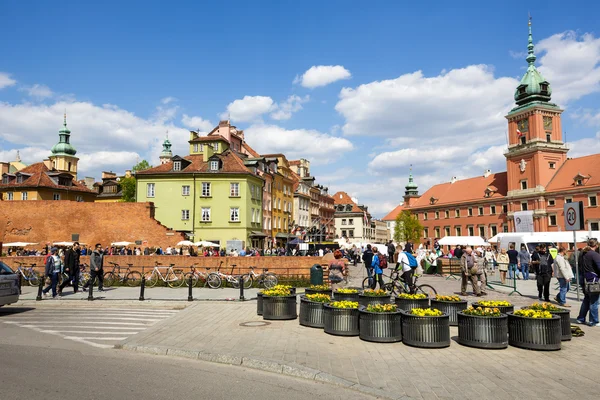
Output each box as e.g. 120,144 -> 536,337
328,250 -> 346,290
42,247 -> 61,298
576,238 -> 600,327
387,240 -> 396,264
58,242 -> 81,295
553,247 -> 573,307
362,244 -> 374,288
459,247 -> 475,296
370,246 -> 385,290
507,244 -> 520,280
533,244 -> 553,302
518,244 -> 531,280
83,243 -> 104,292
496,248 -> 509,284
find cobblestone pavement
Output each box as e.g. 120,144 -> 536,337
118,263 -> 599,400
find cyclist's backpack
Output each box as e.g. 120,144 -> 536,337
405,252 -> 419,268
378,253 -> 388,269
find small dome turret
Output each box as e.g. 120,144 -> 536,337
51,113 -> 77,156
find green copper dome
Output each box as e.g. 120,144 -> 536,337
51,114 -> 77,156
160,136 -> 173,158
514,19 -> 552,106
405,170 -> 418,196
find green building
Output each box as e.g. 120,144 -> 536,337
135,135 -> 264,248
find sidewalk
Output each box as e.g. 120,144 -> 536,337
118,264 -> 600,400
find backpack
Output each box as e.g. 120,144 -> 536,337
378,253 -> 388,269
405,252 -> 419,268
538,254 -> 552,275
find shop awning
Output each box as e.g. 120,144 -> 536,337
275,233 -> 294,239
250,231 -> 268,237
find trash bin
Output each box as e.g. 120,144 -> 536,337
310,264 -> 323,285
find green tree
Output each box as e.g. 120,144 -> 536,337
394,210 -> 423,243
132,159 -> 152,172
120,176 -> 136,202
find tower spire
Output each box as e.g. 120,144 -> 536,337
526,15 -> 536,67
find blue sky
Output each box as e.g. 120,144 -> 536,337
1,0 -> 600,217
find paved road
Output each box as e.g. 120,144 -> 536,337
1,306 -> 179,348
0,321 -> 375,400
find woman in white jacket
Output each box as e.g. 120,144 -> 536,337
554,247 -> 574,307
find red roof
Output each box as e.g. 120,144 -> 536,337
0,162 -> 96,194
382,204 -> 405,221
242,142 -> 260,157
546,154 -> 600,192
189,135 -> 230,143
135,150 -> 256,176
410,172 -> 508,208
332,191 -> 365,213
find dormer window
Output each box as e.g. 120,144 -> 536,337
210,160 -> 219,171
540,82 -> 549,94
518,85 -> 527,95
173,161 -> 181,171
573,173 -> 590,186
429,197 -> 438,205
2,175 -> 10,184
577,179 -> 583,186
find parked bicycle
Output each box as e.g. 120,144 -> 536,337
103,261 -> 142,287
145,262 -> 185,288
206,262 -> 243,289
183,263 -> 213,287
362,269 -> 437,297
15,261 -> 40,286
241,266 -> 278,289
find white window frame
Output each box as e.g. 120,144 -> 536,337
53,193 -> 61,201
193,144 -> 199,152
435,211 -> 439,220
478,206 -> 484,216
7,192 -> 13,200
445,210 -> 449,219
521,201 -> 528,211
182,185 -> 190,196
147,183 -> 155,198
201,182 -> 211,197
548,199 -> 555,207
21,192 -> 27,200
210,160 -> 219,171
181,209 -> 190,220
589,195 -> 598,207
490,205 -> 496,215
520,180 -> 528,190
565,197 -> 573,204
173,161 -> 181,171
230,182 -> 240,197
201,207 -> 211,222
76,195 -> 83,202
590,221 -> 600,231
478,226 -> 486,237
230,207 -> 240,222
467,226 -> 474,236
548,214 -> 557,226
455,227 -> 462,236
468,208 -> 473,216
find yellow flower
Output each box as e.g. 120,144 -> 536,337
305,293 -> 331,303
397,293 -> 427,300
362,289 -> 389,297
526,302 -> 562,312
410,308 -> 443,317
477,300 -> 512,307
336,288 -> 359,294
462,306 -> 502,317
309,284 -> 331,291
514,309 -> 552,319
366,303 -> 397,313
262,288 -> 292,297
435,294 -> 462,302
330,301 -> 359,309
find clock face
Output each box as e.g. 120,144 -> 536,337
517,119 -> 529,132
543,116 -> 553,130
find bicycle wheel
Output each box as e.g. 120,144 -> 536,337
242,274 -> 253,289
103,272 -> 116,288
167,270 -> 185,288
263,273 -> 278,288
361,277 -> 371,289
416,284 -> 437,297
230,277 -> 240,289
126,271 -> 142,287
206,273 -> 221,289
146,271 -> 159,288
184,272 -> 199,288
28,271 -> 40,287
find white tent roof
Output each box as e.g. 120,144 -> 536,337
111,241 -> 134,246
177,240 -> 196,246
2,242 -> 39,247
194,241 -> 220,247
438,236 -> 488,246
53,241 -> 86,246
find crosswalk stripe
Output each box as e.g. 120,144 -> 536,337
9,322 -> 150,327
35,309 -> 178,315
5,316 -> 163,322
15,312 -> 172,318
41,330 -> 140,335
63,336 -> 128,341
15,324 -> 147,330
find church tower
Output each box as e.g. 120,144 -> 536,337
504,18 -> 568,195
159,134 -> 173,165
49,113 -> 79,179
403,169 -> 420,206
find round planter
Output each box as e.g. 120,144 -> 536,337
262,295 -> 297,320
299,296 -> 325,328
323,304 -> 359,336
507,313 -> 561,351
257,292 -> 263,315
304,288 -> 332,296
333,291 -> 360,302
430,299 -> 468,326
520,307 -> 571,342
359,294 -> 392,308
359,307 -> 402,343
457,312 -> 508,349
400,310 -> 450,348
472,302 -> 514,314
395,297 -> 430,312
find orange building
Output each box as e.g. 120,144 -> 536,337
385,21 -> 600,243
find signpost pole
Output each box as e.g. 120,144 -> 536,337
565,201 -> 584,302
574,230 -> 580,301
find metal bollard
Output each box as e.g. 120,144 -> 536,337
36,278 -> 43,301
88,278 -> 94,301
239,276 -> 245,301
188,276 -> 193,302
17,273 -> 22,295
139,276 -> 145,301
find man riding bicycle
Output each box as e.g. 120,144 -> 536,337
395,245 -> 415,294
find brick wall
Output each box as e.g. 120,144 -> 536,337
1,255 -> 328,277
0,201 -> 185,249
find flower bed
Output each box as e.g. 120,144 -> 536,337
323,301 -> 359,336
507,310 -> 561,351
272,284 -> 296,295
400,308 -> 450,348
262,287 -> 297,320
299,294 -> 330,328
457,307 -> 508,349
472,300 -> 514,315
359,289 -> 392,307
305,284 -> 332,296
430,295 -> 468,326
359,304 -> 402,343
522,303 -> 571,342
395,293 -> 429,312
334,288 -> 360,302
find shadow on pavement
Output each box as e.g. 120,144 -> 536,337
0,306 -> 36,316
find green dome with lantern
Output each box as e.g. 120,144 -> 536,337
51,114 -> 77,156
514,19 -> 552,106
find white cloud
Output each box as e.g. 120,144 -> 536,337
568,131 -> 600,158
19,84 -> 53,99
270,95 -> 309,120
181,114 -> 214,132
220,95 -> 275,122
161,96 -> 177,105
537,31 -> 600,104
295,65 -> 352,88
78,151 -> 141,174
0,72 -> 16,89
244,123 -> 354,164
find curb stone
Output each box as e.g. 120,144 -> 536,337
119,344 -> 399,399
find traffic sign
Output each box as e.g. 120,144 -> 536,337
564,201 -> 584,231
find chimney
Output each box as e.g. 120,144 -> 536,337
84,177 -> 95,190
450,176 -> 458,184
43,159 -> 53,170
484,169 -> 491,178
102,171 -> 117,179
189,130 -> 199,141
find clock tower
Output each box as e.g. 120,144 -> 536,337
504,18 -> 568,195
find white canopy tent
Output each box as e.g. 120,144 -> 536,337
488,231 -> 600,245
194,241 -> 220,247
53,241 -> 86,247
177,240 -> 196,247
2,242 -> 39,247
111,241 -> 134,246
438,236 -> 489,246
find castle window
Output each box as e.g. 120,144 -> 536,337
76,195 -> 83,202
549,162 -> 556,169
455,227 -> 462,236
193,144 -> 199,153
548,199 -> 555,207
520,180 -> 528,190
589,196 -> 598,207
521,202 -> 528,211
490,205 -> 496,215
445,210 -> 449,219
435,211 -> 439,220
468,226 -> 474,236
173,161 -> 181,171
53,193 -> 61,200
444,227 -> 450,236
502,204 -> 508,213
479,226 -> 486,237
181,210 -> 190,221
182,185 -> 190,196
490,225 -> 498,236
565,197 -> 573,204
520,136 -> 526,145
68,162 -> 71,171
468,208 -> 473,217
549,215 -> 557,226
546,134 -> 551,143
455,209 -> 460,218
146,183 -> 155,198
591,222 -> 600,231
7,192 -> 13,200
478,207 -> 484,216
540,83 -> 549,94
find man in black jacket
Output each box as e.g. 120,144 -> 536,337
83,243 -> 104,292
362,245 -> 374,287
387,240 -> 396,264
577,238 -> 600,326
58,242 -> 81,295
